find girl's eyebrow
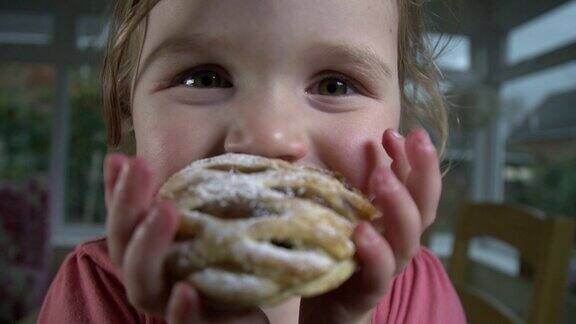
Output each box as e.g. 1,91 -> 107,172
309,43 -> 394,81
141,34 -> 234,69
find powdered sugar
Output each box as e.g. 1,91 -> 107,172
191,172 -> 284,203
233,240 -> 333,272
191,268 -> 278,298
164,153 -> 334,207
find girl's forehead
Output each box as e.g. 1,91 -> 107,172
151,0 -> 398,27
148,0 -> 398,47
143,0 -> 398,71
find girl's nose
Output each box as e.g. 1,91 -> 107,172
224,98 -> 309,162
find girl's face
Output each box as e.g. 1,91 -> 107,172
132,0 -> 400,192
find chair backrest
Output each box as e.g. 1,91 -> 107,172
449,202 -> 574,324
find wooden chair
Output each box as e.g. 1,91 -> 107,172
449,203 -> 574,324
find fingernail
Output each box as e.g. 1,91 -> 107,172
176,282 -> 195,304
416,130 -> 435,151
148,202 -> 176,230
391,129 -> 403,139
116,160 -> 131,190
358,222 -> 380,247
173,282 -> 199,318
418,129 -> 431,143
145,205 -> 163,227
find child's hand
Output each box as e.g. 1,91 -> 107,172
104,154 -> 269,323
299,128 -> 441,324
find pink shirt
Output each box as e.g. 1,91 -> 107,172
39,238 -> 466,323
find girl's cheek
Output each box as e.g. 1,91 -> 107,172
312,100 -> 400,193
314,119 -> 394,194
325,134 -> 391,193
133,107 -> 224,191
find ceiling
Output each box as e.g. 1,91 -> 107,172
0,0 -> 572,35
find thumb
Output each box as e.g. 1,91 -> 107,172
167,282 -> 201,324
334,222 -> 395,312
166,282 -> 270,324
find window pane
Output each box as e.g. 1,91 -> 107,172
428,33 -> 470,71
76,15 -> 108,51
507,0 -> 576,65
431,89 -> 476,237
504,63 -> 576,220
65,65 -> 106,225
502,62 -> 576,132
437,159 -> 472,231
0,12 -> 53,45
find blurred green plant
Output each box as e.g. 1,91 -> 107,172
65,75 -> 106,224
0,95 -> 51,180
517,159 -> 576,218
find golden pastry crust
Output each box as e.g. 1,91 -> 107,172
159,153 -> 377,307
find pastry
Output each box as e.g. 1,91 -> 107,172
159,153 -> 378,307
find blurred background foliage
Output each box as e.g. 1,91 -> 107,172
66,70 -> 107,224
0,64 -> 105,322
514,158 -> 576,218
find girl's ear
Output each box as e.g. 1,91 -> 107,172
118,118 -> 137,156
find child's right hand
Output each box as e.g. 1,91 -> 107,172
104,153 -> 269,323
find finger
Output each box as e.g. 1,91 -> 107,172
106,158 -> 155,268
203,307 -> 270,324
404,129 -> 442,230
103,153 -> 129,209
167,281 -> 269,324
382,129 -> 411,183
167,282 -> 201,324
369,166 -> 421,273
124,201 -> 179,316
329,222 -> 395,314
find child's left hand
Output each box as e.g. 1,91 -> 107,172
299,128 -> 442,324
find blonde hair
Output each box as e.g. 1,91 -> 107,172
102,0 -> 448,157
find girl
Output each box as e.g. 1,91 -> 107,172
40,0 -> 466,323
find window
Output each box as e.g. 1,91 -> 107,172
437,159 -> 473,230
507,0 -> 576,64
0,12 -> 53,45
76,15 -> 108,51
65,65 -> 106,225
427,33 -> 470,71
0,63 -> 54,182
504,62 -> 576,219
502,62 -> 576,131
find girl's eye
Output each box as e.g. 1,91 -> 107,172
313,77 -> 357,96
178,68 -> 232,88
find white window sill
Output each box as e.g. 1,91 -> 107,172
429,232 -> 520,276
52,225 -> 105,248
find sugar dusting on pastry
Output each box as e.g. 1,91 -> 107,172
193,173 -> 284,206
233,240 -> 333,273
191,268 -> 279,301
